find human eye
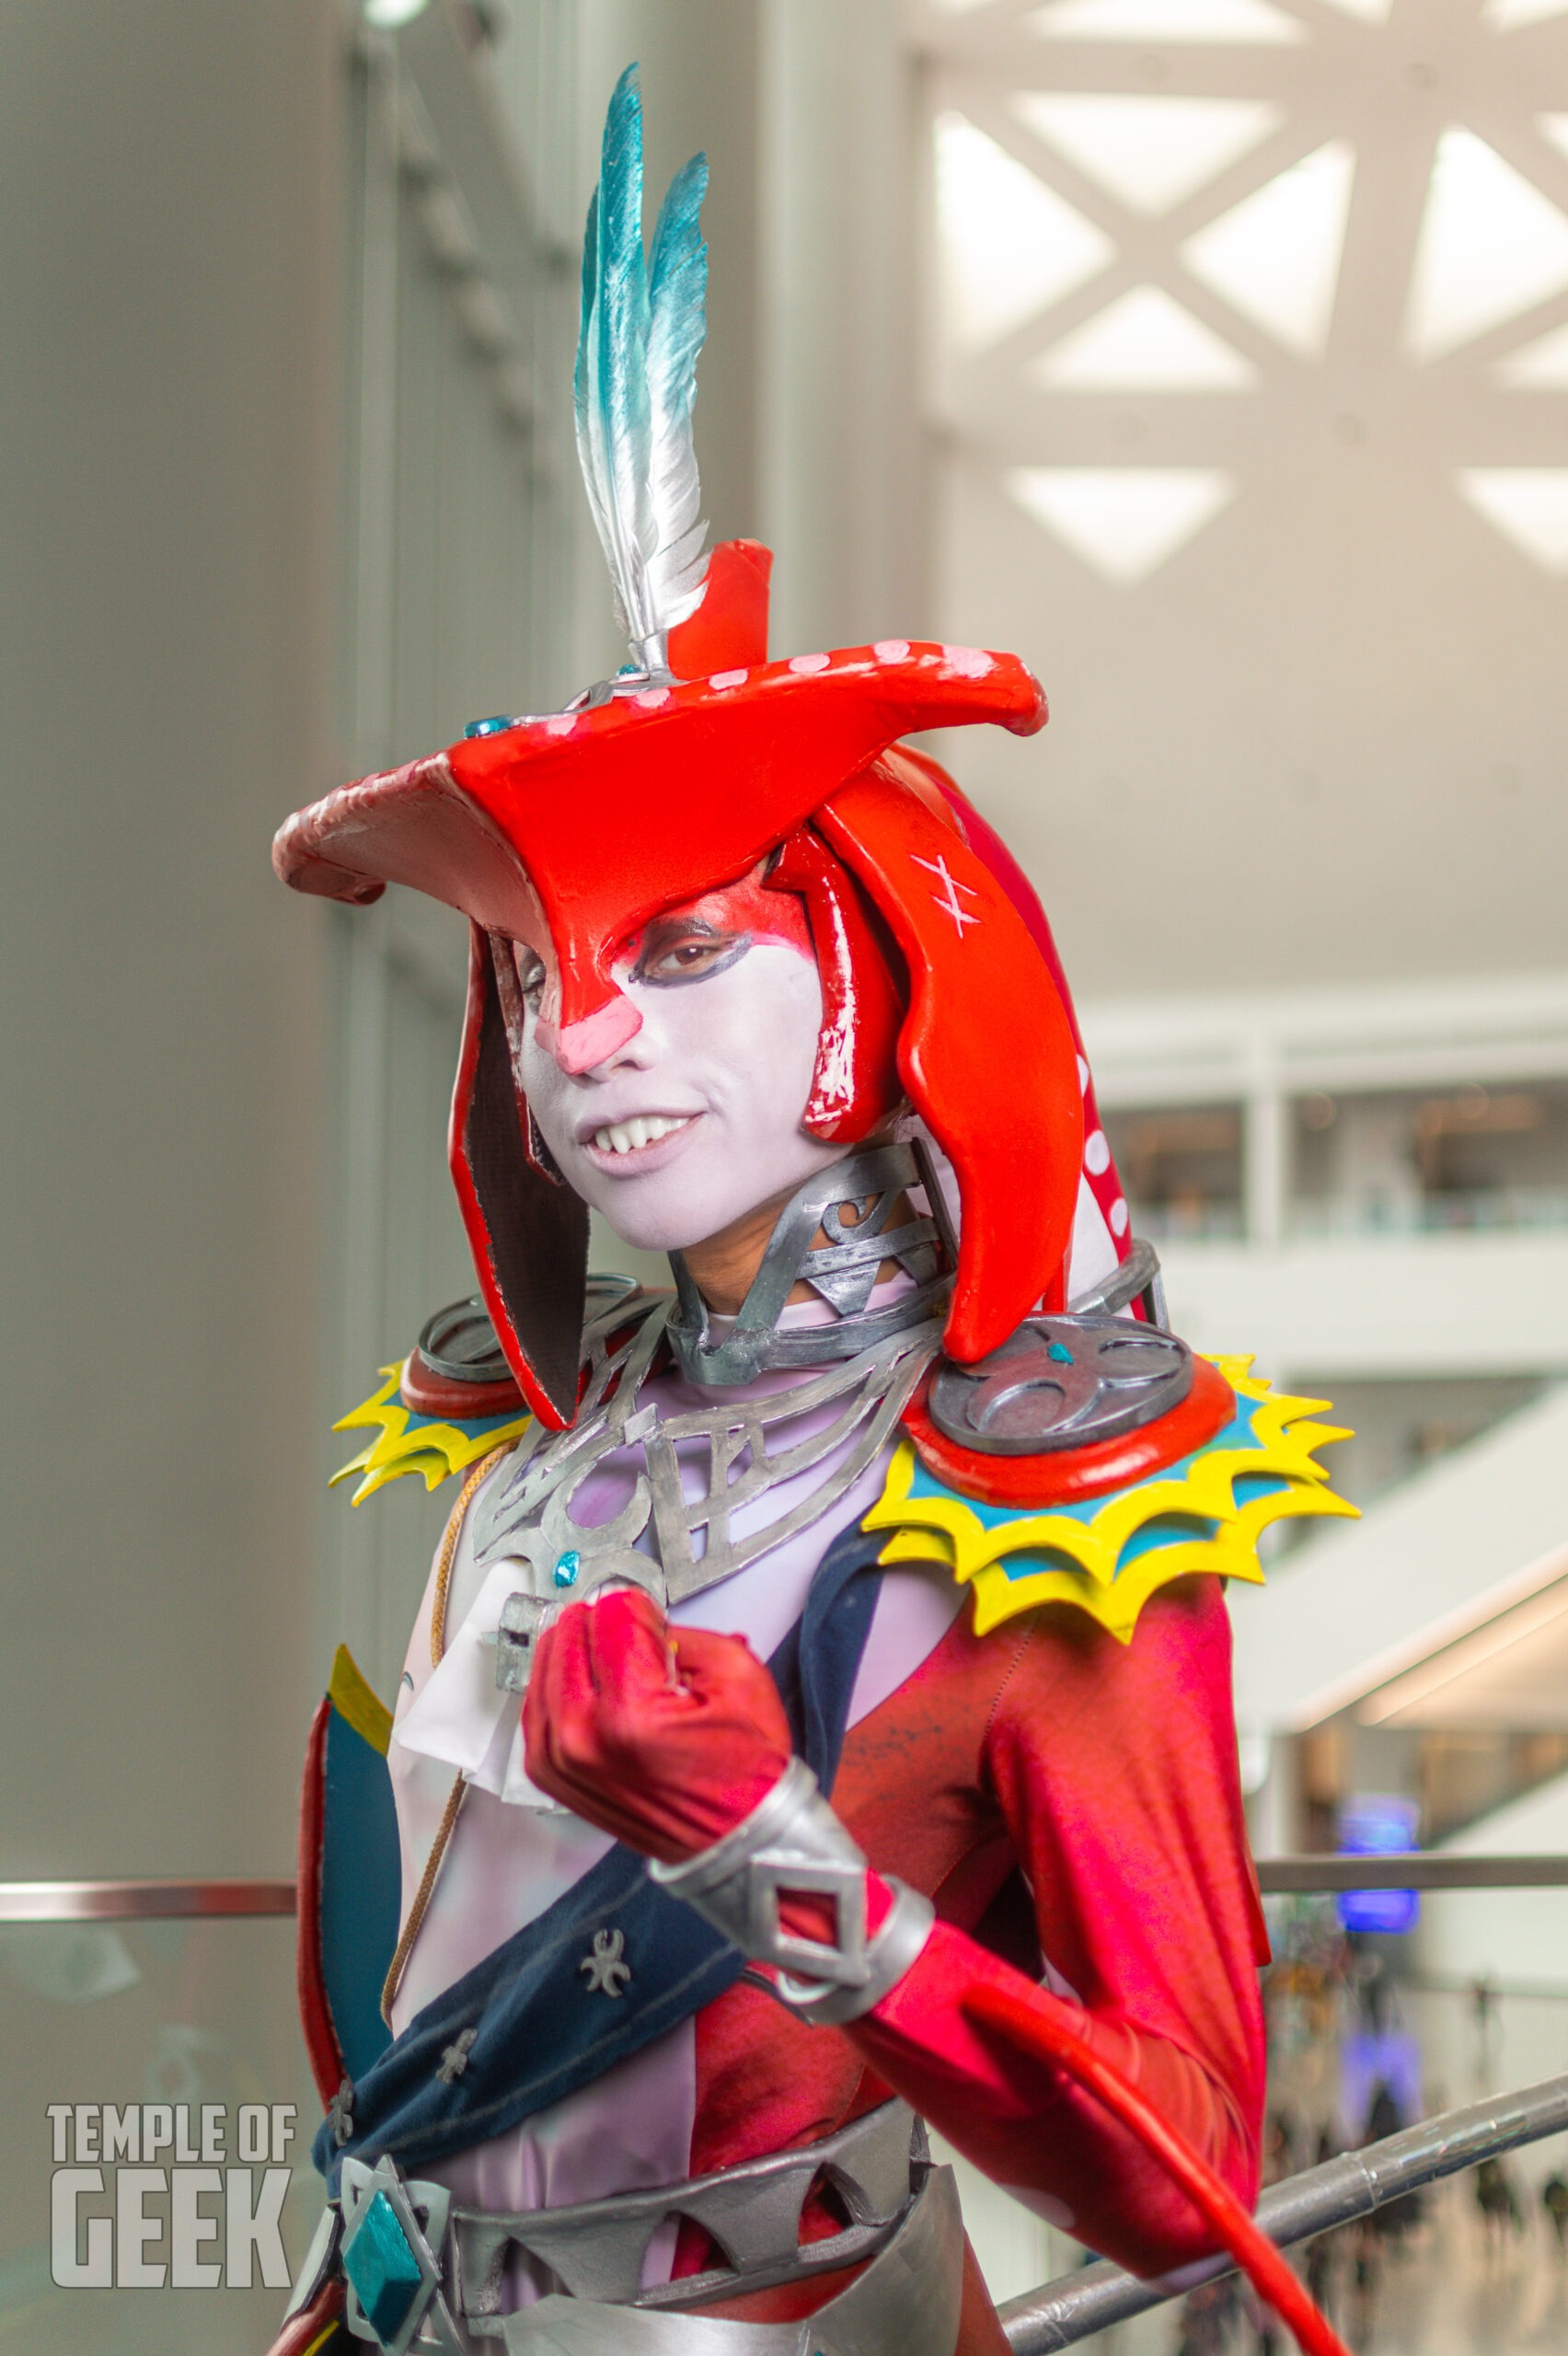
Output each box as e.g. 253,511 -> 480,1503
635,924 -> 752,987
513,945 -> 547,1009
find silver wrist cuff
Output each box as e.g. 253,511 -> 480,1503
648,1756 -> 934,2027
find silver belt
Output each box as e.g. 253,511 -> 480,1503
288,2099 -> 961,2356
498,2163 -> 964,2356
455,2098 -> 925,2323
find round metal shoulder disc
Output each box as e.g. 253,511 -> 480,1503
418,1274 -> 644,1386
928,1313 -> 1193,1457
417,1296 -> 512,1385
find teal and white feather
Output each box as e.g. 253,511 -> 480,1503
574,66 -> 709,668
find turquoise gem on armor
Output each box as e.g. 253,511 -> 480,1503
464,714 -> 513,738
554,1550 -> 582,1588
1047,1340 -> 1073,1364
342,2189 -> 423,2341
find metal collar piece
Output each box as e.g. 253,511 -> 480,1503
667,1142 -> 950,1385
470,1298 -> 935,1611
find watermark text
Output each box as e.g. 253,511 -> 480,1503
47,2105 -> 295,2289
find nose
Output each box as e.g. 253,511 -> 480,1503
534,993 -> 644,1077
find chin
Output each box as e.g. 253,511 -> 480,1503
591,1187 -> 706,1254
586,1172 -> 753,1255
582,1137 -> 846,1256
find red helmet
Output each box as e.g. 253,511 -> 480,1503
275,546 -> 1133,1429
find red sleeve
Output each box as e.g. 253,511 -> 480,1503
846,1576 -> 1268,2278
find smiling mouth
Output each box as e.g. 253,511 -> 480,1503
587,1113 -> 695,1158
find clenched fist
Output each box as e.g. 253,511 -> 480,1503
522,1588 -> 794,1864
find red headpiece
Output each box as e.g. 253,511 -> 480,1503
274,546 -> 1115,1426
275,75 -> 1128,1427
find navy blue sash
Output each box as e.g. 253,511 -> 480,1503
316,1520 -> 886,2188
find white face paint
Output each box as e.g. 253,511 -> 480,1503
516,884 -> 847,1254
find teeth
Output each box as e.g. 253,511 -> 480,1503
591,1114 -> 691,1158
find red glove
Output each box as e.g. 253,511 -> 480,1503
522,1589 -> 794,1864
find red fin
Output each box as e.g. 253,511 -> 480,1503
667,539 -> 773,676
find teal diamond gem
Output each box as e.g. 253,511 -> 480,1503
1047,1341 -> 1073,1364
342,2189 -> 423,2343
554,1550 -> 582,1588
464,714 -> 513,738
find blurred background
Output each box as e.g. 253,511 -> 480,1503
1,0 -> 1566,2346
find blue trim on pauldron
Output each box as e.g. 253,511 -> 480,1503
897,1394 -> 1296,1583
314,1519 -> 885,2189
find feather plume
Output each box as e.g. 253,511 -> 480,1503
573,66 -> 709,664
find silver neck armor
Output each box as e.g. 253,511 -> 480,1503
467,1145 -> 949,1636
666,1140 -> 951,1385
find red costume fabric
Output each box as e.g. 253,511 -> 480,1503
526,1572 -> 1267,2330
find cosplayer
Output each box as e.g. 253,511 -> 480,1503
267,69 -> 1354,2356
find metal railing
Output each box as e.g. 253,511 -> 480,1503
6,1853 -> 1565,2347
5,1853 -> 1564,1919
0,1877 -> 295,1921
1001,2074 -> 1568,2352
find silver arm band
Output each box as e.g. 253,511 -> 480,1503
648,1755 -> 935,2027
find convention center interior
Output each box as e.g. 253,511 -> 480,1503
4,2 -> 1568,2351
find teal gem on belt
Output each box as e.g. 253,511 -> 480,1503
341,2188 -> 422,2341
554,1550 -> 582,1588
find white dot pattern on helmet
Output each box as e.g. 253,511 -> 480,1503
940,645 -> 994,678
1110,1197 -> 1129,1237
544,714 -> 577,738
634,687 -> 671,710
789,653 -> 831,674
1084,1128 -> 1111,1175
1076,1056 -> 1089,1092
709,669 -> 748,689
874,639 -> 912,663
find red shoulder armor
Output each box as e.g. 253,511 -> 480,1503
901,1315 -> 1235,1511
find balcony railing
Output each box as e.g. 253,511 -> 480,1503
6,1857 -> 1565,2349
6,1853 -> 1562,1921
1134,1188 -> 1568,1243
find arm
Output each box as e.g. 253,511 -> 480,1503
845,1577 -> 1268,2274
523,1579 -> 1267,2279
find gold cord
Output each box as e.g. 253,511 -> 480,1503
380,1443 -> 514,2027
431,1445 -> 511,1669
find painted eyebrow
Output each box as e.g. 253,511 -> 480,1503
643,915 -> 723,943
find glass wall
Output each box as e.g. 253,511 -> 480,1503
1292,1083 -> 1568,1239
952,1891 -> 1568,2354
0,1917 -> 313,2355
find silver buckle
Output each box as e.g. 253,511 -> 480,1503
340,2154 -> 466,2354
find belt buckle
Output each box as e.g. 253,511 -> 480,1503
340,2154 -> 466,2354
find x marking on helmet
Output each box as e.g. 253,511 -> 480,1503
912,852 -> 981,937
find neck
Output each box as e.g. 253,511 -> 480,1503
664,1141 -> 952,1386
680,1185 -> 813,1317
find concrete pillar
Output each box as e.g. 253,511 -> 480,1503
757,0 -> 931,654
1245,1083 -> 1289,1246
0,0 -> 342,1881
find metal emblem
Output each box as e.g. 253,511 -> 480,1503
579,1927 -> 631,1997
928,1312 -> 1193,1457
327,2076 -> 354,2149
435,2027 -> 478,2085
